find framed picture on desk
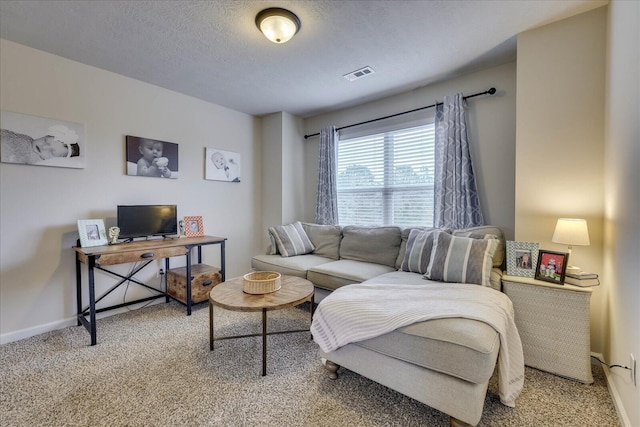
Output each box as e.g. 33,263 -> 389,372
184,216 -> 204,237
77,219 -> 108,247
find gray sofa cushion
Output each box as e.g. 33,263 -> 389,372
308,259 -> 397,291
268,221 -> 315,257
301,222 -> 342,260
363,270 -> 430,286
251,254 -> 332,278
363,269 -> 501,291
353,317 -> 500,384
340,226 -> 401,268
333,271 -> 503,384
425,231 -> 498,287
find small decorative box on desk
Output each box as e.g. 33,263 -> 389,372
502,274 -> 593,383
167,264 -> 222,304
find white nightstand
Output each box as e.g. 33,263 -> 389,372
502,274 -> 593,383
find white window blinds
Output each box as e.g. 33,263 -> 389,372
337,123 -> 435,227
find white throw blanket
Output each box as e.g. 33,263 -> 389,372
311,282 -> 524,407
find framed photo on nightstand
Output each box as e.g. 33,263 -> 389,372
535,250 -> 569,284
506,241 -> 539,278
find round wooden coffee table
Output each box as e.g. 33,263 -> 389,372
209,275 -> 314,376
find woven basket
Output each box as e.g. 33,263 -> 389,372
243,271 -> 282,294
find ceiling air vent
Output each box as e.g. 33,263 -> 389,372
343,66 -> 375,82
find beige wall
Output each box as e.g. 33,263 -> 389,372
281,112 -> 306,224
261,113 -> 284,231
260,112 -> 306,249
604,1 -> 640,425
304,62 -> 518,238
0,39 -> 261,342
515,4 -> 639,424
515,7 -> 607,353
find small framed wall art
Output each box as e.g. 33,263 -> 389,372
535,250 -> 569,285
184,216 -> 204,237
125,135 -> 179,179
505,241 -> 539,278
1,110 -> 85,169
77,219 -> 108,247
205,147 -> 240,182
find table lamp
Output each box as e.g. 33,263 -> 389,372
552,218 -> 590,274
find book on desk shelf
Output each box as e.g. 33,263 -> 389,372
565,271 -> 600,287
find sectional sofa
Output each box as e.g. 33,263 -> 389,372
251,222 -> 510,426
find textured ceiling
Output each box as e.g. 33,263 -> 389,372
0,0 -> 606,118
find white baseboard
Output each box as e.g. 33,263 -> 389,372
0,299 -> 166,345
0,317 -> 77,345
592,352 -> 632,427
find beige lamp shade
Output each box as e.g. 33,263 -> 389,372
552,218 -> 590,247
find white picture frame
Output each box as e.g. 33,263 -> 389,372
77,219 -> 108,247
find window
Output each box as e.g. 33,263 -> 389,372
337,123 -> 435,227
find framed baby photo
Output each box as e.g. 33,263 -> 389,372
205,147 -> 241,182
535,250 -> 569,285
1,110 -> 85,169
77,219 -> 108,247
506,241 -> 539,278
125,135 -> 179,179
184,216 -> 204,237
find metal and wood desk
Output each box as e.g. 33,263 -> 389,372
74,235 -> 226,345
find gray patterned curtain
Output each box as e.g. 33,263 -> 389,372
315,126 -> 339,225
433,93 -> 484,228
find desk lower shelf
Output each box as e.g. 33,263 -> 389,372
167,264 -> 222,304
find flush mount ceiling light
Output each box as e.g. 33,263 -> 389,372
255,8 -> 301,44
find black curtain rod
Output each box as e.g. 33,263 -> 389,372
304,87 -> 497,139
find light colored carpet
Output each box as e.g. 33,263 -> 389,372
0,301 -> 620,426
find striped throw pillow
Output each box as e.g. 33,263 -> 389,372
268,221 -> 315,257
266,233 -> 279,255
400,229 -> 438,274
425,231 -> 498,287
453,228 -> 504,267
